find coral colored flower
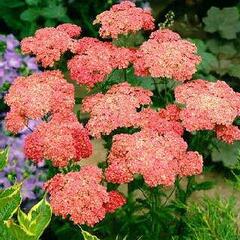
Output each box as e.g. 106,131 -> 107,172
24,113 -> 92,167
94,1 -> 155,39
44,166 -> 126,226
21,24 -> 80,67
133,29 -> 201,81
82,82 -> 152,137
5,70 -> 74,133
5,111 -> 27,134
158,104 -> 181,121
134,108 -> 184,136
56,23 -> 81,38
178,151 -> 203,177
175,80 -> 240,131
24,130 -> 44,164
215,125 -> 240,144
104,191 -> 126,213
105,129 -> 203,187
68,38 -> 133,87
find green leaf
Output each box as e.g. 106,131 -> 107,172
0,184 -> 22,221
20,8 -> 40,21
191,39 -> 219,75
191,39 -> 207,53
17,209 -> 30,232
0,221 -> 35,240
211,140 -> 240,167
41,5 -> 67,20
81,229 -> 100,240
228,64 -> 240,78
18,198 -> 52,239
0,0 -> 25,8
44,18 -> 57,27
203,7 -> 240,39
25,0 -> 41,6
192,181 -> 215,191
0,147 -> 9,171
206,39 -> 237,57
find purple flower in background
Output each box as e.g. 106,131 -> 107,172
4,51 -> 22,68
0,120 -> 46,201
6,34 -> 19,51
0,34 -> 39,88
23,56 -> 39,71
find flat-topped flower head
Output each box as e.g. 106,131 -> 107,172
44,166 -> 126,226
175,80 -> 240,131
134,108 -> 184,136
104,191 -> 126,213
5,70 -> 74,133
21,24 -> 81,67
93,1 -> 155,39
82,82 -> 152,137
56,23 -> 81,38
215,125 -> 240,144
133,29 -> 201,81
24,112 -> 92,167
68,38 -> 133,87
105,129 -> 203,187
158,104 -> 181,121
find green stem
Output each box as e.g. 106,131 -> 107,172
163,78 -> 169,105
162,186 -> 176,207
150,187 -> 161,239
152,77 -> 161,99
123,68 -> 127,82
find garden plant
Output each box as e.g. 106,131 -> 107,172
1,1 -> 240,240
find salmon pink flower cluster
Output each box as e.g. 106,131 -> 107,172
93,1 -> 155,39
105,129 -> 202,187
175,80 -> 240,142
21,24 -> 81,67
135,107 -> 184,136
215,125 -> 240,144
24,113 -> 92,167
44,166 -> 126,226
82,82 -> 152,137
133,29 -> 201,80
4,0 -> 240,229
5,70 -> 74,133
56,23 -> 82,38
68,38 -> 133,87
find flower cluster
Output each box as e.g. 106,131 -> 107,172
215,125 -> 240,144
0,121 -> 46,200
4,0 -> 234,229
134,106 -> 184,136
21,24 -> 81,67
68,38 -> 133,87
44,166 -> 126,226
93,1 -> 155,39
5,70 -> 74,133
82,82 -> 152,137
175,80 -> 240,143
133,29 -> 201,81
0,34 -> 38,87
105,129 -> 202,187
24,113 -> 92,167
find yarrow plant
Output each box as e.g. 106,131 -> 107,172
3,1 -> 240,239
